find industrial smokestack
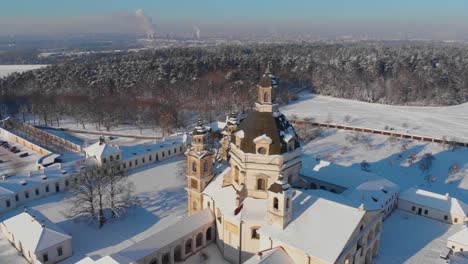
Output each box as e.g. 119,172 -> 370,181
193,25 -> 200,40
135,9 -> 156,39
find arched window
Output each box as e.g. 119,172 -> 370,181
203,161 -> 208,172
192,161 -> 197,172
257,178 -> 265,190
263,92 -> 269,103
286,198 -> 290,209
257,147 -> 267,155
273,197 -> 279,210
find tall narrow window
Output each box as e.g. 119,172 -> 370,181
234,166 -> 239,183
203,161 -> 208,172
57,247 -> 63,256
273,197 -> 279,210
192,161 -> 197,172
257,178 -> 265,190
286,198 -> 290,209
263,92 -> 269,103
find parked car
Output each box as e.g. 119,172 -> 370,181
18,152 -> 29,158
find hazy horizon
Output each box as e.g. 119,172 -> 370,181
2,0 -> 468,40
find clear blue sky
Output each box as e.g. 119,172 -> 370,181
1,0 -> 468,37
3,0 -> 467,22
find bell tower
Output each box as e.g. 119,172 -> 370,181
186,119 -> 215,216
266,174 -> 294,229
221,111 -> 239,160
255,63 -> 279,113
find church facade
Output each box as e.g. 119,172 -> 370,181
186,66 -> 384,264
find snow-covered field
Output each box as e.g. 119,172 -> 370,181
0,156 -> 188,263
301,129 -> 468,201
377,210 -> 464,264
282,93 -> 468,141
0,65 -> 48,78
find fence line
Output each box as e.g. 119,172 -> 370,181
291,119 -> 468,147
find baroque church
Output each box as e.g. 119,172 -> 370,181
185,66 -> 384,264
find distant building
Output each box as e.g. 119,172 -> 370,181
0,211 -> 72,264
84,136 -> 186,171
398,188 -> 468,224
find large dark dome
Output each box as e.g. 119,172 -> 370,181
236,111 -> 299,155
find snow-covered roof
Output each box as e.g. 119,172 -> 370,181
244,247 -> 294,264
235,130 -> 245,139
448,227 -> 468,246
301,159 -> 399,210
84,142 -> 120,159
207,121 -> 226,132
253,134 -> 272,144
0,163 -> 75,194
120,140 -> 183,160
203,168 -> 237,217
259,189 -> 366,263
119,209 -> 214,261
399,188 -> 468,216
1,211 -> 71,253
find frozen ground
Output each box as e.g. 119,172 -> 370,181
0,65 -> 48,78
282,93 -> 468,141
376,210 -> 464,264
301,129 -> 468,199
0,156 -> 187,264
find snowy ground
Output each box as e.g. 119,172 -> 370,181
0,65 -> 48,78
301,129 -> 468,199
184,244 -> 229,264
0,156 -> 188,264
282,93 -> 468,142
377,210 -> 464,264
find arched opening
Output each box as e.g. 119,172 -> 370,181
192,161 -> 197,172
365,249 -> 372,264
373,240 -> 380,257
206,227 -> 213,241
196,233 -> 203,248
263,92 -> 269,103
310,183 -> 317,189
149,258 -> 158,264
257,147 -> 267,155
162,252 -> 170,264
257,178 -> 265,190
273,197 -> 279,210
344,255 -> 351,264
185,238 -> 193,255
203,161 -> 208,172
174,245 -> 182,262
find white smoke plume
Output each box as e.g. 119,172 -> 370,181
193,25 -> 200,40
135,9 -> 156,39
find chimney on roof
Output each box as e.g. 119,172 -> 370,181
445,193 -> 450,200
24,208 -> 28,212
28,171 -> 32,177
41,224 -> 45,228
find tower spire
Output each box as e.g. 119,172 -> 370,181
255,62 -> 278,112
